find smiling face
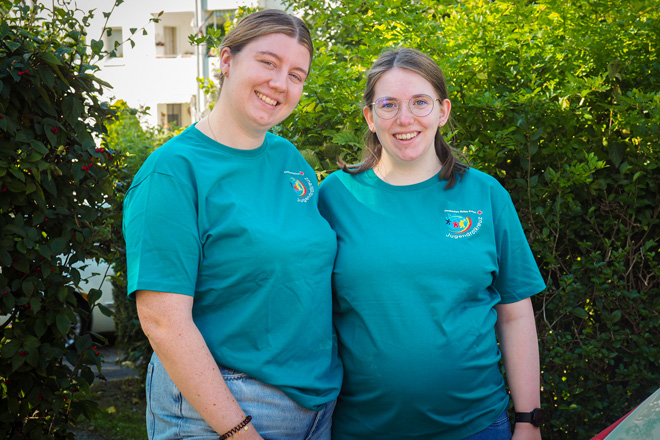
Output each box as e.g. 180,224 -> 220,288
363,67 -> 451,174
218,32 -> 311,139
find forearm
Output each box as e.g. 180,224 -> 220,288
137,290 -> 262,440
495,298 -> 542,440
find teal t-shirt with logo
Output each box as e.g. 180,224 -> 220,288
123,124 -> 342,411
318,168 -> 545,439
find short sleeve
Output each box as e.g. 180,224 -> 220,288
123,171 -> 201,299
492,190 -> 546,303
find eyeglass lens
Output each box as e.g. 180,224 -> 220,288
373,94 -> 436,119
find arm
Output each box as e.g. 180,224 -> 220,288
136,290 -> 263,440
495,297 -> 542,440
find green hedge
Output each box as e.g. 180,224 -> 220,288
0,1 -> 120,437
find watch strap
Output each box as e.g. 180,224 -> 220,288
514,412 -> 534,423
515,408 -> 544,427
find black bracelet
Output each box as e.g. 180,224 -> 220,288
219,415 -> 252,440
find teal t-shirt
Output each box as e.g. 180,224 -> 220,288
318,168 -> 546,439
123,124 -> 342,411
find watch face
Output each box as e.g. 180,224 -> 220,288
532,408 -> 545,425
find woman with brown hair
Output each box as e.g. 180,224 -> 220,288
319,47 -> 545,440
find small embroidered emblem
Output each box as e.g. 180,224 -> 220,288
444,209 -> 484,239
446,214 -> 473,235
289,177 -> 308,198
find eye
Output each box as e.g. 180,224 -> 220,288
260,60 -> 275,68
289,72 -> 304,83
412,97 -> 432,107
376,99 -> 399,111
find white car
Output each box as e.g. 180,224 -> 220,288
1,258 -> 116,342
73,259 -> 116,335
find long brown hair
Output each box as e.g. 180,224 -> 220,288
342,47 -> 468,189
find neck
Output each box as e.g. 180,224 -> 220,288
374,157 -> 442,186
204,103 -> 266,150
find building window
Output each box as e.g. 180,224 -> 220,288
105,27 -> 123,58
164,26 -> 177,56
166,104 -> 182,126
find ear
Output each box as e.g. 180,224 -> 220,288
219,47 -> 233,77
363,106 -> 376,132
437,99 -> 452,127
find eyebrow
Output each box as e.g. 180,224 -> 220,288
256,50 -> 309,77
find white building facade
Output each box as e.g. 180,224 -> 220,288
77,0 -> 283,127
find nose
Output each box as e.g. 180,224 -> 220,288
396,104 -> 415,125
269,69 -> 287,92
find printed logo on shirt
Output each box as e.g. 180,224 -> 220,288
284,171 -> 314,203
290,177 -> 308,197
445,209 -> 483,239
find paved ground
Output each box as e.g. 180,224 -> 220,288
96,345 -> 140,381
72,345 -> 141,440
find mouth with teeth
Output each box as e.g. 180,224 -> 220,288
394,132 -> 419,141
256,92 -> 279,106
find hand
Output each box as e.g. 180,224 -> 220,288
512,423 -> 542,440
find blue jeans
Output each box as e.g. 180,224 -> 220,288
463,410 -> 512,440
146,353 -> 336,440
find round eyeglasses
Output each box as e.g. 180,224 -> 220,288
370,94 -> 440,120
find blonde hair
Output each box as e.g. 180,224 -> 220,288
214,9 -> 313,87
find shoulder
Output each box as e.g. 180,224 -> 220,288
265,131 -> 299,153
130,126 -> 201,188
459,168 -> 511,198
319,170 -> 356,194
142,125 -> 200,167
461,167 -> 503,188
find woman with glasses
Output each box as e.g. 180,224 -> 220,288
318,47 -> 545,440
124,9 -> 341,440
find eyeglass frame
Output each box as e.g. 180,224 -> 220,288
369,94 -> 441,120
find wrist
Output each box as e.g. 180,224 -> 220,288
218,415 -> 252,440
514,407 -> 544,427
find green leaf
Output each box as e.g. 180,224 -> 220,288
63,95 -> 84,124
571,307 -> 588,319
5,40 -> 20,52
56,312 -> 71,336
11,353 -> 26,371
97,303 -> 113,317
34,317 -> 47,338
40,50 -> 63,66
609,310 -> 622,324
300,149 -> 321,170
608,143 -> 625,167
1,339 -> 20,358
87,288 -> 102,306
50,236 -> 68,254
22,279 -> 35,296
0,249 -> 11,265
4,224 -> 26,237
91,38 -> 104,54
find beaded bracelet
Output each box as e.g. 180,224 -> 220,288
219,415 -> 252,440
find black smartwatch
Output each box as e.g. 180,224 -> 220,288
514,408 -> 545,427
